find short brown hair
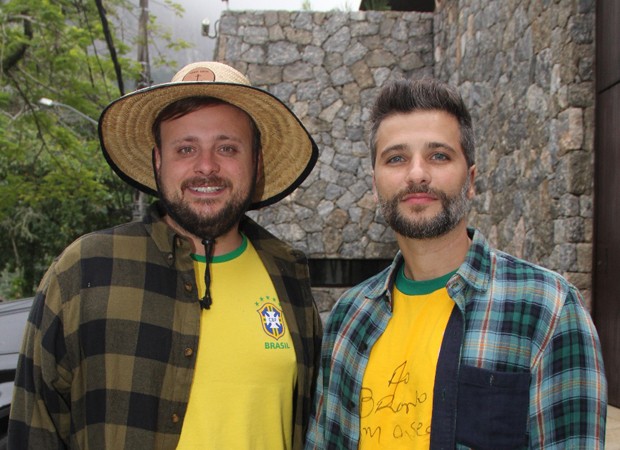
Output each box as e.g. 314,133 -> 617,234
369,78 -> 475,168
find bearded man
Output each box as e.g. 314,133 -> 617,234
9,61 -> 321,450
306,78 -> 607,450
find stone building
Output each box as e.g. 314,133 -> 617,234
213,0 -> 595,317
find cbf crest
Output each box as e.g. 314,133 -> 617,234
257,303 -> 285,340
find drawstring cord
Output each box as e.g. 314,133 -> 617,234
200,237 -> 215,310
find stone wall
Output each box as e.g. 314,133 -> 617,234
214,1 -> 595,310
216,11 -> 433,260
215,10 -> 434,314
434,0 -> 595,306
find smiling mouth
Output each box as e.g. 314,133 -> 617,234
189,186 -> 225,194
182,176 -> 229,195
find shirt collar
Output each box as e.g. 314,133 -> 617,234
365,227 -> 492,310
143,201 -> 194,272
364,252 -> 403,310
452,227 -> 492,292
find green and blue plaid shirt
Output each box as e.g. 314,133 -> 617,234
9,202 -> 321,450
306,228 -> 607,449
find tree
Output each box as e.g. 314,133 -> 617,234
0,0 -> 189,299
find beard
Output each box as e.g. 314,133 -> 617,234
378,176 -> 472,240
157,173 -> 255,239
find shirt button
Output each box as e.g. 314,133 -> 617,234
171,413 -> 179,423
184,347 -> 194,357
184,282 -> 193,292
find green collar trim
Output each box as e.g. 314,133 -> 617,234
191,233 -> 248,263
395,264 -> 456,295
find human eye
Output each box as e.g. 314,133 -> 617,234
218,144 -> 239,155
178,146 -> 195,155
386,154 -> 405,164
430,152 -> 450,161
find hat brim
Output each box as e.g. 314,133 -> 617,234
99,82 -> 318,210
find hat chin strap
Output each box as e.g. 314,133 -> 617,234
200,237 -> 216,310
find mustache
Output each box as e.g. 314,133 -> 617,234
181,176 -> 230,190
396,183 -> 444,200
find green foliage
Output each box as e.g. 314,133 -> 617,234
0,0 -> 188,298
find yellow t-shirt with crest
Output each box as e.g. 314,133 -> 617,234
177,234 -> 297,450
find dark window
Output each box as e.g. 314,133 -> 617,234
359,0 -> 435,12
308,258 -> 393,287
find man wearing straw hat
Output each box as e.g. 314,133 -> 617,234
9,61 -> 322,450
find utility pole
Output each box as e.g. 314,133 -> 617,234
133,0 -> 151,221
137,0 -> 151,90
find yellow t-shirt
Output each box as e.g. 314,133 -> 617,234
177,235 -> 297,450
359,266 -> 455,449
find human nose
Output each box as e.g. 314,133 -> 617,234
194,149 -> 219,175
405,155 -> 430,185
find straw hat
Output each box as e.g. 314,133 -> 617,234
98,61 -> 318,209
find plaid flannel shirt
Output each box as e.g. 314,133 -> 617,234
306,228 -> 607,450
9,202 -> 321,450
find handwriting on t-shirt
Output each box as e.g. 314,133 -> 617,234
360,361 -> 431,444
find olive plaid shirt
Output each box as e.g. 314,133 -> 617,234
9,202 -> 321,450
306,228 -> 607,449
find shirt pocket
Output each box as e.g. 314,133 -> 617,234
455,364 -> 530,450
